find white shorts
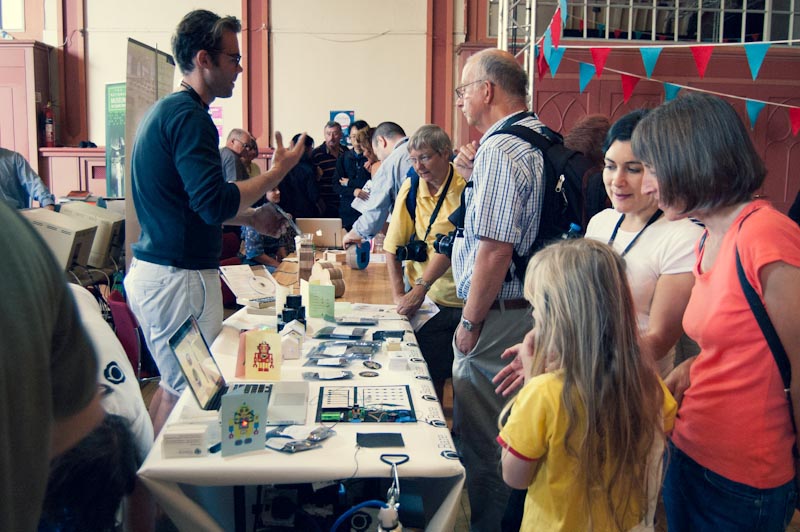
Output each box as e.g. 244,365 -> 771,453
124,258 -> 222,396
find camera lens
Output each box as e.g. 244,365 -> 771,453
434,232 -> 454,258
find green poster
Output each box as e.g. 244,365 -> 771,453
105,83 -> 126,197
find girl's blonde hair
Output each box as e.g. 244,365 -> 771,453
501,239 -> 664,530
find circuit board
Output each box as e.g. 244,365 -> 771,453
315,385 -> 416,423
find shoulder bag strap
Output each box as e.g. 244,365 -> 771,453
735,209 -> 796,435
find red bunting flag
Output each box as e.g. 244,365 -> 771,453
537,41 -> 549,81
690,46 -> 714,78
621,74 -> 640,103
552,8 -> 561,48
590,48 -> 612,77
790,107 -> 800,136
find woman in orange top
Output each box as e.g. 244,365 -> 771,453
633,93 -> 800,530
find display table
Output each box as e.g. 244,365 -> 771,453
138,296 -> 464,531
272,253 -> 395,305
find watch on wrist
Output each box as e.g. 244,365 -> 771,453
415,277 -> 432,292
461,316 -> 483,332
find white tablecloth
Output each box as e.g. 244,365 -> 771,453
138,306 -> 465,531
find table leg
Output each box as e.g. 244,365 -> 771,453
234,485 -> 246,532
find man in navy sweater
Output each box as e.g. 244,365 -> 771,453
125,9 -> 305,434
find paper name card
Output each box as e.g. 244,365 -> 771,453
220,393 -> 268,457
308,282 -> 335,319
238,329 -> 282,381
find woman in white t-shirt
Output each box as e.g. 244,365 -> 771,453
586,109 -> 702,376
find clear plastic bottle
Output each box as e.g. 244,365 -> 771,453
372,232 -> 385,253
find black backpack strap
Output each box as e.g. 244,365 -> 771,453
735,209 -> 796,439
489,125 -> 559,283
405,173 -> 419,224
493,125 -> 555,155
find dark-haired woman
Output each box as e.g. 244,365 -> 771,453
585,109 -> 702,377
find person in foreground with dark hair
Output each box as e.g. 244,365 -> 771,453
0,201 -> 103,531
125,9 -> 306,436
633,93 -> 800,530
38,414 -> 139,532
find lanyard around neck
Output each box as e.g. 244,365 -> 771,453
419,165 -> 454,242
180,81 -> 208,110
607,209 -> 663,257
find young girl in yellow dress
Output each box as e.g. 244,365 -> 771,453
497,238 -> 677,531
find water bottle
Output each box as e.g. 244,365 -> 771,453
372,232 -> 385,253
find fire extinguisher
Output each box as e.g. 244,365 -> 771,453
44,101 -> 55,147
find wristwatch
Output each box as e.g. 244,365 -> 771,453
415,277 -> 432,292
460,316 -> 483,332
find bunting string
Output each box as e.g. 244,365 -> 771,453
536,38 -> 800,49
558,55 -> 799,110
529,5 -> 800,132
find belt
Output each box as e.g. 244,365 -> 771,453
489,298 -> 529,311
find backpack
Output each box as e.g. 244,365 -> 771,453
405,168 -> 421,223
488,124 -> 590,283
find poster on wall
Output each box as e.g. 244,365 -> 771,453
330,110 -> 355,146
105,83 -> 126,198
210,106 -> 224,145
124,38 -> 175,268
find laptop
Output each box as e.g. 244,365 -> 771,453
295,218 -> 345,249
169,316 -> 308,425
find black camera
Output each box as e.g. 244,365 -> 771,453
433,232 -> 456,258
395,239 -> 428,262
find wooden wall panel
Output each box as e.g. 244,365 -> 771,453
455,43 -> 800,214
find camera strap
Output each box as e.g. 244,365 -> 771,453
409,164 -> 454,244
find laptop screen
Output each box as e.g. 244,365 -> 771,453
295,218 -> 344,249
169,316 -> 225,409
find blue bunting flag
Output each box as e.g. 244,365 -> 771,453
579,62 -> 595,93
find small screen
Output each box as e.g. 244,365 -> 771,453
170,317 -> 224,408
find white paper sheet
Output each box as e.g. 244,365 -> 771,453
409,297 -> 440,332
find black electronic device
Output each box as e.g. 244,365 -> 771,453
372,330 -> 406,341
433,231 -> 456,258
394,239 -> 427,262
